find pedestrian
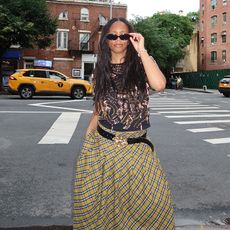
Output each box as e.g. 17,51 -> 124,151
73,17 -> 175,229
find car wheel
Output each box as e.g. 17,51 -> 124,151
223,93 -> 230,97
19,85 -> 34,99
71,86 -> 85,99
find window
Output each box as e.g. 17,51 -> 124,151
80,33 -> 90,50
221,31 -> 227,43
201,21 -> 204,32
72,68 -> 81,78
201,54 -> 205,65
211,33 -> 217,44
223,0 -> 227,5
23,70 -> 47,78
24,60 -> 34,69
201,37 -> 204,47
202,4 -> 205,15
222,50 -> 226,63
48,71 -> 66,80
23,70 -> 34,77
58,11 -> 68,20
211,51 -> 217,63
57,30 -> 68,50
211,0 -> 217,9
80,8 -> 89,21
211,15 -> 217,27
222,12 -> 227,24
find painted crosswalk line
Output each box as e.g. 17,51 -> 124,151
158,110 -> 230,114
187,127 -> 224,133
166,114 -> 230,118
38,112 -> 81,144
151,106 -> 218,110
175,119 -> 230,125
149,94 -> 230,146
204,138 -> 230,144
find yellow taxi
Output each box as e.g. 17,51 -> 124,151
8,69 -> 93,99
218,75 -> 230,97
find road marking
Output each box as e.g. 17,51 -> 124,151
149,102 -> 200,105
29,99 -> 87,105
150,113 -> 161,115
151,106 -> 218,110
175,119 -> 230,125
149,104 -> 205,107
0,111 -> 63,114
31,103 -> 92,113
187,127 -> 224,133
204,137 -> 230,144
158,110 -> 230,114
166,114 -> 230,118
29,100 -> 93,113
38,112 -> 81,144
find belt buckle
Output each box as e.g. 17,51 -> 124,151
113,135 -> 128,146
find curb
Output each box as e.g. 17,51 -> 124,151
182,88 -> 215,94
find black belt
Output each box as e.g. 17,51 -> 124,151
97,125 -> 154,152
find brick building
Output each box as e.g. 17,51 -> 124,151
199,0 -> 230,70
22,0 -> 127,80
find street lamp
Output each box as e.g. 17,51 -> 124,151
110,0 -> 112,19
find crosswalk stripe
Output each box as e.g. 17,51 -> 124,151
166,114 -> 230,118
150,94 -> 230,146
204,138 -> 230,144
38,112 -> 81,144
175,120 -> 230,125
149,104 -> 207,108
149,102 -> 200,104
187,127 -> 224,133
158,110 -> 230,114
151,106 -> 218,110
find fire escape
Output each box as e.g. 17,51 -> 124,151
69,14 -> 107,57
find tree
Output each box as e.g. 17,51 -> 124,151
0,0 -> 57,56
132,13 -> 194,75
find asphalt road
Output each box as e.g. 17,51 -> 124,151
0,89 -> 229,228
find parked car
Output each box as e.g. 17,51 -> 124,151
8,69 -> 93,99
218,75 -> 230,97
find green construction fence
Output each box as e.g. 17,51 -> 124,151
171,69 -> 230,89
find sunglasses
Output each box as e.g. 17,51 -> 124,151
106,33 -> 131,40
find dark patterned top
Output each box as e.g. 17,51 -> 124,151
98,63 -> 150,131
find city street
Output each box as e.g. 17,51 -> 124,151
0,89 -> 230,228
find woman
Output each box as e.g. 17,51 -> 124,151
73,17 -> 175,229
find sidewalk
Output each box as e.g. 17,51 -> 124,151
183,87 -> 219,94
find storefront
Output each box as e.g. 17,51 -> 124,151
0,49 -> 21,89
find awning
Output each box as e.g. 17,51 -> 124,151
2,50 -> 21,59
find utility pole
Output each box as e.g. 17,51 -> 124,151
110,0 -> 112,19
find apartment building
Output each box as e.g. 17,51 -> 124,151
22,0 -> 127,80
199,0 -> 230,70
174,28 -> 199,73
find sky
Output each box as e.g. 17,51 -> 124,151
118,0 -> 200,19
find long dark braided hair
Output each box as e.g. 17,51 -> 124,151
94,17 -> 147,113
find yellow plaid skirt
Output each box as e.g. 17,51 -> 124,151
73,126 -> 175,229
